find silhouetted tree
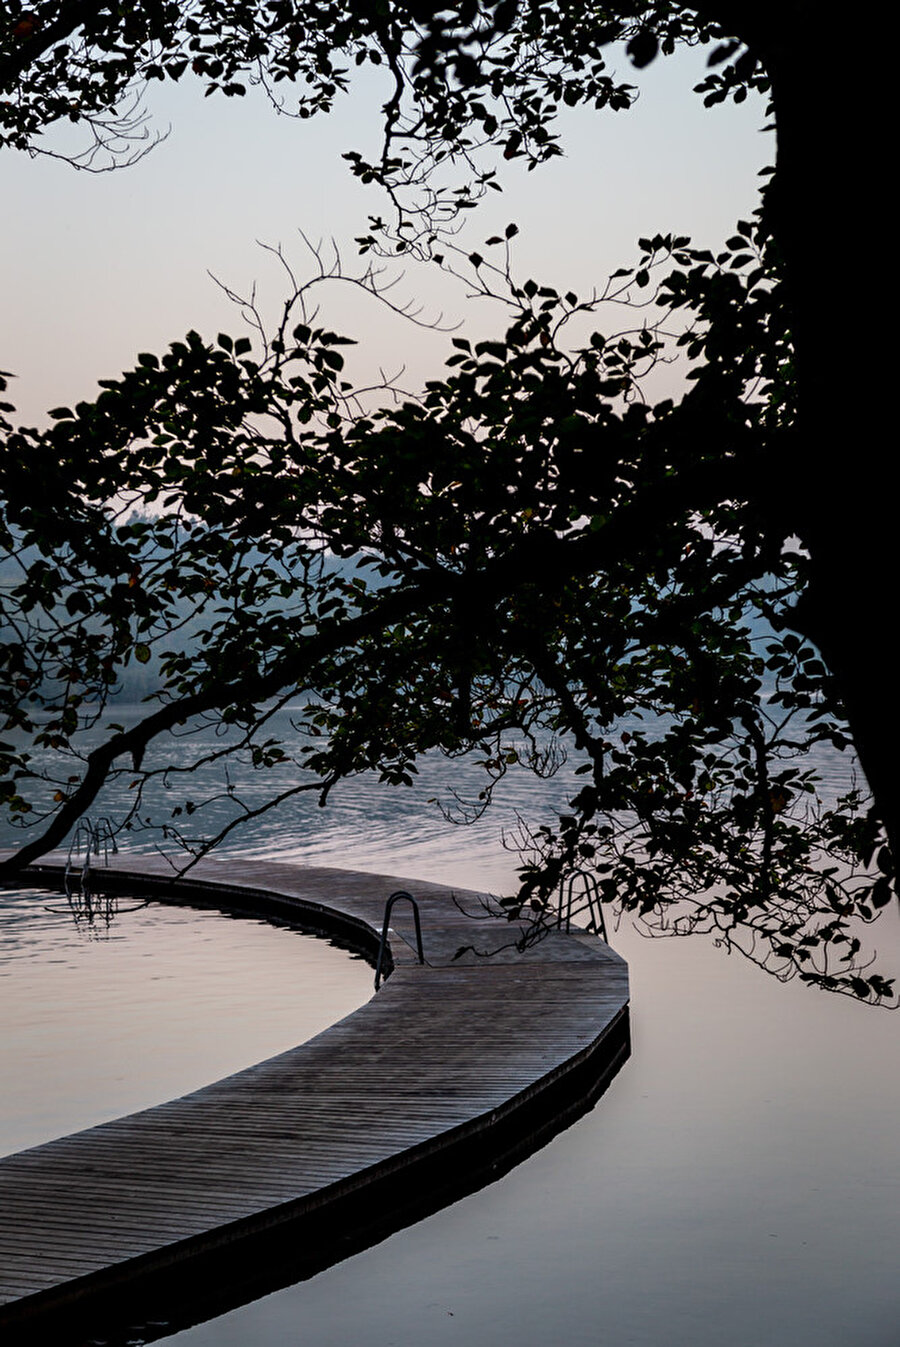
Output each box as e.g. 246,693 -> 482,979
1,2 -> 894,999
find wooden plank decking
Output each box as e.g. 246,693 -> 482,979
0,856 -> 629,1342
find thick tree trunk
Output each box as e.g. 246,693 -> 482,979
765,20 -> 898,862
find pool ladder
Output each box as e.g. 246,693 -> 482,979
64,816 -> 118,894
374,890 -> 425,989
557,869 -> 609,943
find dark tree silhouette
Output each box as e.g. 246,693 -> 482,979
1,2 -> 894,1000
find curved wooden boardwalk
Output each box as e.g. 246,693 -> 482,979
0,855 -> 629,1343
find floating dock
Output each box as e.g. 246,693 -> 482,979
0,855 -> 629,1342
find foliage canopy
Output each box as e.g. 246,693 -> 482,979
0,0 -> 895,1002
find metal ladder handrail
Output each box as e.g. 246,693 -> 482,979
557,868 -> 609,944
65,819 -> 96,894
64,816 -> 119,892
374,890 -> 425,989
62,816 -> 121,923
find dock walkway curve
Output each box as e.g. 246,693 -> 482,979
0,854 -> 630,1342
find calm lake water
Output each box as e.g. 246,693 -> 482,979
0,888 -> 372,1159
1,708 -> 898,1345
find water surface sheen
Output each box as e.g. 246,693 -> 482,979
165,910 -> 900,1347
0,886 -> 372,1158
3,708 -> 899,1347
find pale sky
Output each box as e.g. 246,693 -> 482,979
2,43 -> 769,427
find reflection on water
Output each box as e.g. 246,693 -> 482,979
42,885 -> 150,933
0,887 -> 372,1159
165,909 -> 900,1347
2,707 -> 899,1345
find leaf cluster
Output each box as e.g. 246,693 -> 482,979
0,226 -> 893,1002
